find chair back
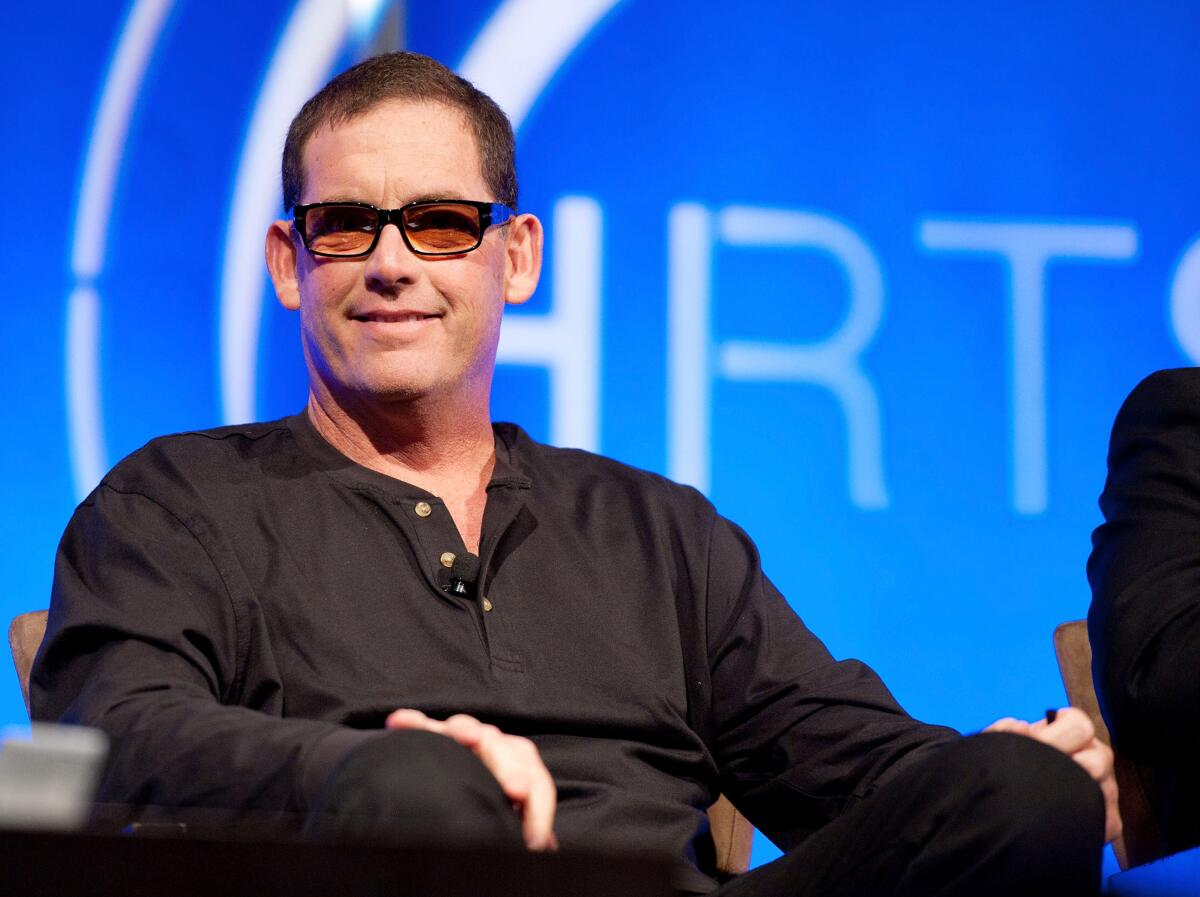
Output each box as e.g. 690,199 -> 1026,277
9,610 -> 48,718
1053,620 -> 1167,869
707,793 -> 753,876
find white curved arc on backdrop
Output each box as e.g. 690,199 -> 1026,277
71,0 -> 174,278
218,0 -> 358,426
1170,233 -> 1200,365
457,0 -> 622,130
67,286 -> 104,499
67,0 -> 174,500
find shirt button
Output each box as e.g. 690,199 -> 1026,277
414,501 -> 432,518
440,551 -> 456,568
482,597 -> 493,612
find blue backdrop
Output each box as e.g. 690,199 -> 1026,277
4,0 -> 1198,869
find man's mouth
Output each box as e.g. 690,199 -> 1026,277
351,312 -> 442,323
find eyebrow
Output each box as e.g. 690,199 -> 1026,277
312,192 -> 473,207
411,191 -> 468,202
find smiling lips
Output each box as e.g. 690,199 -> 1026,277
349,310 -> 443,344
351,310 -> 442,324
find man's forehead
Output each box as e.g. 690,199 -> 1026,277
330,97 -> 468,132
299,99 -> 485,199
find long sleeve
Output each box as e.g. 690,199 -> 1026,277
31,414 -> 970,881
1088,368 -> 1200,763
704,515 -> 959,850
32,484 -> 377,819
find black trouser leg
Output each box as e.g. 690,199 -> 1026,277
305,729 -> 523,846
715,732 -> 1105,897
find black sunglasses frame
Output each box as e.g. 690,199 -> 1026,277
291,199 -> 517,258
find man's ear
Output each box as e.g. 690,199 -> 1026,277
503,213 -> 544,306
266,220 -> 301,311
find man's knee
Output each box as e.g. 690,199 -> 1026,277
907,732 -> 1104,893
306,729 -> 522,845
948,732 -> 1104,845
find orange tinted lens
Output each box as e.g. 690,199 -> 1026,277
305,205 -> 377,255
403,203 -> 481,253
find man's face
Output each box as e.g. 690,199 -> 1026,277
268,99 -> 540,410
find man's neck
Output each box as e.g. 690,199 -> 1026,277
306,390 -> 497,529
306,390 -> 496,553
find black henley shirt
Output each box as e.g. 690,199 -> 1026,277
32,413 -> 958,892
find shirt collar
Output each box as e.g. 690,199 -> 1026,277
287,411 -> 533,497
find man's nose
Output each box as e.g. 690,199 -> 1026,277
364,222 -> 421,286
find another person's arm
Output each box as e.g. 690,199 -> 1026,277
1087,368 -> 1200,762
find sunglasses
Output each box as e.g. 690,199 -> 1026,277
292,199 -> 516,258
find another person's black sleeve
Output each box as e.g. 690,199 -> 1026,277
1088,367 -> 1200,763
31,484 -> 379,819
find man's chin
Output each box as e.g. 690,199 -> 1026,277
314,363 -> 477,414
344,376 -> 447,407
354,382 -> 432,405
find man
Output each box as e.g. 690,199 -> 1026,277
1089,368 -> 1200,858
35,52 -> 1116,895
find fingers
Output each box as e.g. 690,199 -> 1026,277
386,708 -> 439,731
518,741 -> 558,851
1101,767 -> 1123,844
384,710 -> 558,851
462,722 -> 557,851
983,717 -> 1032,735
1071,738 -> 1122,844
1068,739 -> 1111,783
1029,706 -> 1094,754
487,737 -> 556,851
442,713 -> 501,749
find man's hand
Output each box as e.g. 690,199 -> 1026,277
385,708 -> 558,852
985,706 -> 1121,844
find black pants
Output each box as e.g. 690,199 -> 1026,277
306,729 -> 525,846
716,732 -> 1104,897
307,730 -> 1104,896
